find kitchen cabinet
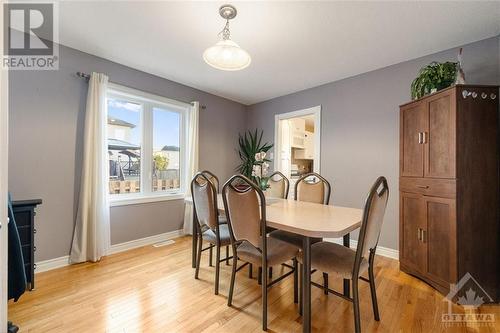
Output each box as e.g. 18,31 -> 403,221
294,131 -> 314,159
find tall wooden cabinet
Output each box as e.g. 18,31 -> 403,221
399,85 -> 499,302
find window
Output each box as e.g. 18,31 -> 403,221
107,84 -> 191,205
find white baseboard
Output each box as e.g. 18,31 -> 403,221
325,238 -> 399,260
35,255 -> 70,273
35,229 -> 184,274
108,229 -> 184,255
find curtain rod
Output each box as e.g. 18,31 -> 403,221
76,72 -> 206,109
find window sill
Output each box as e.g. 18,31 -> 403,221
109,193 -> 185,207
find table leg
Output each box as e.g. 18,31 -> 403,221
192,213 -> 198,268
302,236 -> 312,333
343,233 -> 350,297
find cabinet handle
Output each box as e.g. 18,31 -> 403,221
422,132 -> 427,144
417,228 -> 421,241
418,132 -> 423,144
421,230 -> 427,243
416,185 -> 429,189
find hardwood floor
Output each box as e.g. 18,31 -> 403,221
8,236 -> 500,332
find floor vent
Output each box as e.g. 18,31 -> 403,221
153,240 -> 175,248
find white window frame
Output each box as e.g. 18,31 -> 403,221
107,83 -> 191,207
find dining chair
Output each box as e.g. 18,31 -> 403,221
200,170 -> 230,266
269,172 -> 332,297
200,169 -> 220,193
266,171 -> 290,199
261,171 -> 290,279
298,176 -> 389,333
294,172 -> 331,204
222,174 -> 299,331
191,172 -> 232,295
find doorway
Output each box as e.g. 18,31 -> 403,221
274,106 -> 321,198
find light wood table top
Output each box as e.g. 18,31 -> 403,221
186,195 -> 363,238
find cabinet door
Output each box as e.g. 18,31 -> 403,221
400,103 -> 425,177
424,91 -> 456,178
304,131 -> 314,159
424,196 -> 457,287
400,192 -> 427,273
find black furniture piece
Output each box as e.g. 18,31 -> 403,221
11,199 -> 42,291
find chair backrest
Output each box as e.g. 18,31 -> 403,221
354,177 -> 389,272
201,170 -> 220,193
266,171 -> 290,199
191,172 -> 219,232
294,172 -> 331,205
222,174 -> 266,250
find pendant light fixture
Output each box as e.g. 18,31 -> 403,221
203,4 -> 251,71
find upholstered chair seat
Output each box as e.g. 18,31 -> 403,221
222,174 -> 299,331
192,171 -> 233,295
202,224 -> 231,246
299,177 -> 389,333
298,242 -> 368,279
237,238 -> 298,266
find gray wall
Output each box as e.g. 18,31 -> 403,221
9,45 -> 246,261
9,36 -> 499,261
246,36 -> 500,250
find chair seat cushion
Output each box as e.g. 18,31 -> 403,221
268,230 -> 321,249
236,238 -> 298,266
298,241 -> 368,279
202,224 -> 231,246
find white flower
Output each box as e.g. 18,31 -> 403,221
261,162 -> 269,176
252,164 -> 261,177
255,151 -> 266,162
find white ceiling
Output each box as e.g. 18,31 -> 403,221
58,1 -> 500,105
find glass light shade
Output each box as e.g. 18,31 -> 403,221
203,39 -> 251,71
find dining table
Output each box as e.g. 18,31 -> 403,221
185,195 -> 363,333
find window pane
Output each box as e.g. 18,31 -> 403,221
107,98 -> 142,195
152,107 -> 181,192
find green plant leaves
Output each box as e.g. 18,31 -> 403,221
411,61 -> 457,99
236,129 -> 273,179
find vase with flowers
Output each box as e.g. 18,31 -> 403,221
252,151 -> 271,191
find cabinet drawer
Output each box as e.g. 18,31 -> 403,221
400,177 -> 456,198
17,225 -> 32,244
21,244 -> 32,263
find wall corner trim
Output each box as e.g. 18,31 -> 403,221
35,229 -> 185,274
324,238 -> 399,260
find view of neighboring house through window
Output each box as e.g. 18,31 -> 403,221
152,107 -> 181,192
108,99 -> 142,195
106,84 -> 189,201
